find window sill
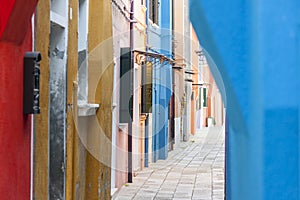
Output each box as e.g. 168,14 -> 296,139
141,5 -> 147,13
148,19 -> 159,28
78,103 -> 99,116
118,123 -> 128,132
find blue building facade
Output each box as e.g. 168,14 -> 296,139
146,0 -> 173,161
190,0 -> 300,199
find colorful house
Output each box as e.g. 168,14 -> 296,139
146,0 -> 173,161
34,0 -> 114,199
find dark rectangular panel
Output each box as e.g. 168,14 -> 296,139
203,87 -> 207,107
119,47 -> 132,123
142,62 -> 152,113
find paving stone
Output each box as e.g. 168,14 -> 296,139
155,193 -> 174,199
173,192 -> 192,198
133,195 -> 155,200
113,127 -> 225,200
114,196 -> 133,200
154,197 -> 173,200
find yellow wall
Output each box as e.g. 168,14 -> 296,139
34,1 -> 50,198
34,0 -> 114,199
85,0 -> 114,199
66,0 -> 80,199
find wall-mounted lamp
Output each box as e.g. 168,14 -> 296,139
172,66 -> 183,70
192,83 -> 203,86
185,70 -> 195,75
185,79 -> 194,82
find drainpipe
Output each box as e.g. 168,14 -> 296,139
128,0 -> 134,183
171,0 -> 175,149
145,0 -> 149,49
171,0 -> 174,59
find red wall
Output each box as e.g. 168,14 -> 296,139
0,0 -> 37,44
0,0 -> 15,36
0,0 -> 38,199
0,27 -> 32,200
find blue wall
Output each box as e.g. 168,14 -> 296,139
146,0 -> 173,161
190,0 -> 300,199
158,0 -> 172,160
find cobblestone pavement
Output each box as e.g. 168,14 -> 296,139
112,126 -> 225,200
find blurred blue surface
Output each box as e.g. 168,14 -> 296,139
190,0 -> 300,199
147,0 -> 173,161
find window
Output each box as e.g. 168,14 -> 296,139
78,0 -> 88,103
203,88 -> 207,107
196,88 -> 201,110
141,61 -> 153,113
119,48 -> 133,123
149,0 -> 159,25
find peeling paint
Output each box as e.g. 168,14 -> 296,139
52,47 -> 65,59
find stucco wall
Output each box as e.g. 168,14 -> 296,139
0,1 -> 38,199
34,0 -> 51,198
85,0 -> 114,199
190,0 -> 300,198
0,28 -> 32,200
111,0 -> 130,190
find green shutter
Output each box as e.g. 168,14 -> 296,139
154,0 -> 159,25
119,47 -> 133,123
197,87 -> 202,110
149,0 -> 153,22
142,62 -> 153,113
203,88 -> 207,107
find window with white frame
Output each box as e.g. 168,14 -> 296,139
78,0 -> 88,103
149,0 -> 159,25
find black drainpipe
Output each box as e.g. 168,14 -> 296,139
128,0 -> 134,183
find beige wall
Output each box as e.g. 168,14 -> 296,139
174,0 -> 184,60
111,0 -> 148,189
201,63 -> 224,127
190,26 -> 200,135
173,0 -> 186,119
134,0 -> 147,173
112,0 -> 130,190
173,0 -> 187,144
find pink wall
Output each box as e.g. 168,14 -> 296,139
115,126 -> 128,188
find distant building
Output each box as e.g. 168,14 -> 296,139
147,0 -> 173,162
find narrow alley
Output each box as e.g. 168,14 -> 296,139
2,0 -> 300,199
113,126 -> 225,200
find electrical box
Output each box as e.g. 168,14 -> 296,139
23,52 -> 41,114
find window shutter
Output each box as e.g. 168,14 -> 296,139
203,88 -> 207,107
119,47 -> 133,123
142,62 -> 153,113
154,0 -> 159,25
149,0 -> 153,22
